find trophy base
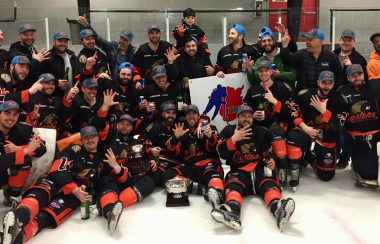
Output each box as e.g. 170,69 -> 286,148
166,192 -> 190,207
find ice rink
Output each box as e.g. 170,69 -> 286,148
1,164 -> 379,244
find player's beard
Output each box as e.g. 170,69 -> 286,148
263,43 -> 276,54
118,77 -> 131,88
163,116 -> 175,126
318,87 -> 332,98
149,36 -> 160,45
12,68 -> 25,83
238,120 -> 252,129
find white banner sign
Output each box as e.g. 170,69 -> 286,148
189,73 -> 250,132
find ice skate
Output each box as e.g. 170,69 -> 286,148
289,168 -> 300,192
278,168 -> 287,189
207,187 -> 224,210
107,201 -> 123,236
275,198 -> 295,232
211,204 -> 242,231
3,210 -> 22,244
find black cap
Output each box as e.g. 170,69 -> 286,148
370,31 -> 380,42
183,8 -> 195,17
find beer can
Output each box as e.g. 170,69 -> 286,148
271,64 -> 276,70
139,96 -> 144,104
201,121 -> 208,133
140,78 -> 146,89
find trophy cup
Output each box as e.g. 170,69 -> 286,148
165,179 -> 190,207
125,144 -> 152,175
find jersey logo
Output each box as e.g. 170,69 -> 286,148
79,55 -> 87,64
1,74 -> 11,83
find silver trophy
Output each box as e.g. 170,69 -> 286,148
165,179 -> 190,207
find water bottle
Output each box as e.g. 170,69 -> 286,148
177,93 -> 183,111
241,53 -> 247,73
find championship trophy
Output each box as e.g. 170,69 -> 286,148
125,144 -> 152,175
165,179 -> 190,207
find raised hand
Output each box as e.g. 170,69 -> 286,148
203,124 -> 212,138
66,81 -> 80,100
264,86 -> 277,105
281,29 -> 290,48
342,55 -> 352,66
102,89 -> 119,109
232,124 -> 252,142
165,46 -> 180,64
146,102 -> 155,113
77,14 -> 89,27
85,52 -> 97,70
242,56 -> 254,73
29,103 -> 41,121
98,73 -> 111,79
33,48 -> 50,63
310,95 -> 328,115
275,22 -> 287,35
172,123 -> 190,139
24,133 -> 41,155
58,79 -> 68,90
28,77 -> 43,95
103,148 -> 118,168
177,23 -> 186,33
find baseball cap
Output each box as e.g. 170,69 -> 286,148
147,24 -> 161,33
302,28 -> 325,41
183,8 -> 195,17
79,29 -> 95,39
11,55 -> 30,65
152,65 -> 166,79
346,64 -> 364,76
232,24 -> 246,37
259,27 -> 271,34
318,71 -> 335,82
261,31 -> 275,41
119,114 -> 134,123
0,101 -> 22,112
163,103 -> 177,112
370,31 -> 380,42
119,29 -> 134,41
257,60 -> 271,70
38,73 -> 57,83
80,126 -> 98,139
118,62 -> 133,71
237,105 -> 254,116
184,104 -> 199,114
82,78 -> 99,88
18,24 -> 36,34
341,29 -> 355,39
53,31 -> 70,40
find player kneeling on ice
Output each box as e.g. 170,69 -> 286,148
211,105 -> 295,232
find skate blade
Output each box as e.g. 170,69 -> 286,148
208,188 -> 221,209
291,186 -> 298,192
279,199 -> 295,233
211,210 -> 242,231
109,203 -> 123,236
3,212 -> 15,244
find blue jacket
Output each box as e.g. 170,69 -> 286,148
86,24 -> 136,80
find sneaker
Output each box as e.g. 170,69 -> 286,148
289,168 -> 300,192
275,198 -> 295,232
3,210 -> 22,244
107,201 -> 123,236
211,204 -> 242,231
207,187 -> 224,210
337,157 -> 349,169
278,169 -> 287,189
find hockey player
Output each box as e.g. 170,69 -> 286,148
161,105 -> 223,200
0,100 -> 46,207
133,24 -> 175,88
286,71 -> 349,191
243,60 -> 298,188
216,24 -> 259,76
338,64 -> 380,186
212,105 -> 295,232
172,8 -> 210,55
143,103 -> 181,186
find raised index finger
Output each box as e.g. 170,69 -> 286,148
93,51 -> 97,58
74,81 -> 79,88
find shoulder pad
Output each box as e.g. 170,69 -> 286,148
284,83 -> 292,91
341,94 -> 348,104
18,121 -> 32,127
297,89 -> 308,96
134,46 -> 139,54
71,144 -> 82,153
1,73 -> 11,83
146,122 -> 154,132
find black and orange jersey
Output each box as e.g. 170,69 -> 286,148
143,120 -> 180,164
172,21 -> 209,54
243,80 -> 297,127
74,47 -> 109,78
218,124 -> 270,171
216,44 -> 259,74
60,93 -> 112,134
0,49 -> 9,69
165,120 -> 220,167
338,80 -> 380,135
132,40 -> 173,86
294,88 -> 349,143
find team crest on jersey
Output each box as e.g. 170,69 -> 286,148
1,74 -> 11,83
231,59 -> 240,70
79,55 -> 87,64
284,83 -> 292,91
50,202 -> 60,209
351,100 -> 370,114
241,143 -> 255,154
72,145 -> 81,153
188,142 -> 198,155
120,149 -> 128,159
314,114 -> 323,125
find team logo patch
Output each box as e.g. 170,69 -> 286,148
61,32 -> 65,35
71,145 -> 81,153
87,30 -> 92,33
79,55 -> 87,64
1,74 -> 11,83
324,159 -> 333,165
50,202 -> 60,209
125,31 -> 129,34
86,127 -> 92,132
152,24 -> 157,27
157,68 -> 161,72
25,24 -> 30,28
309,29 -> 314,33
23,57 -> 29,62
346,30 -> 351,34
9,101 -> 16,106
261,61 -> 266,64
326,72 -> 331,76
352,65 -> 357,69
48,74 -> 53,77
